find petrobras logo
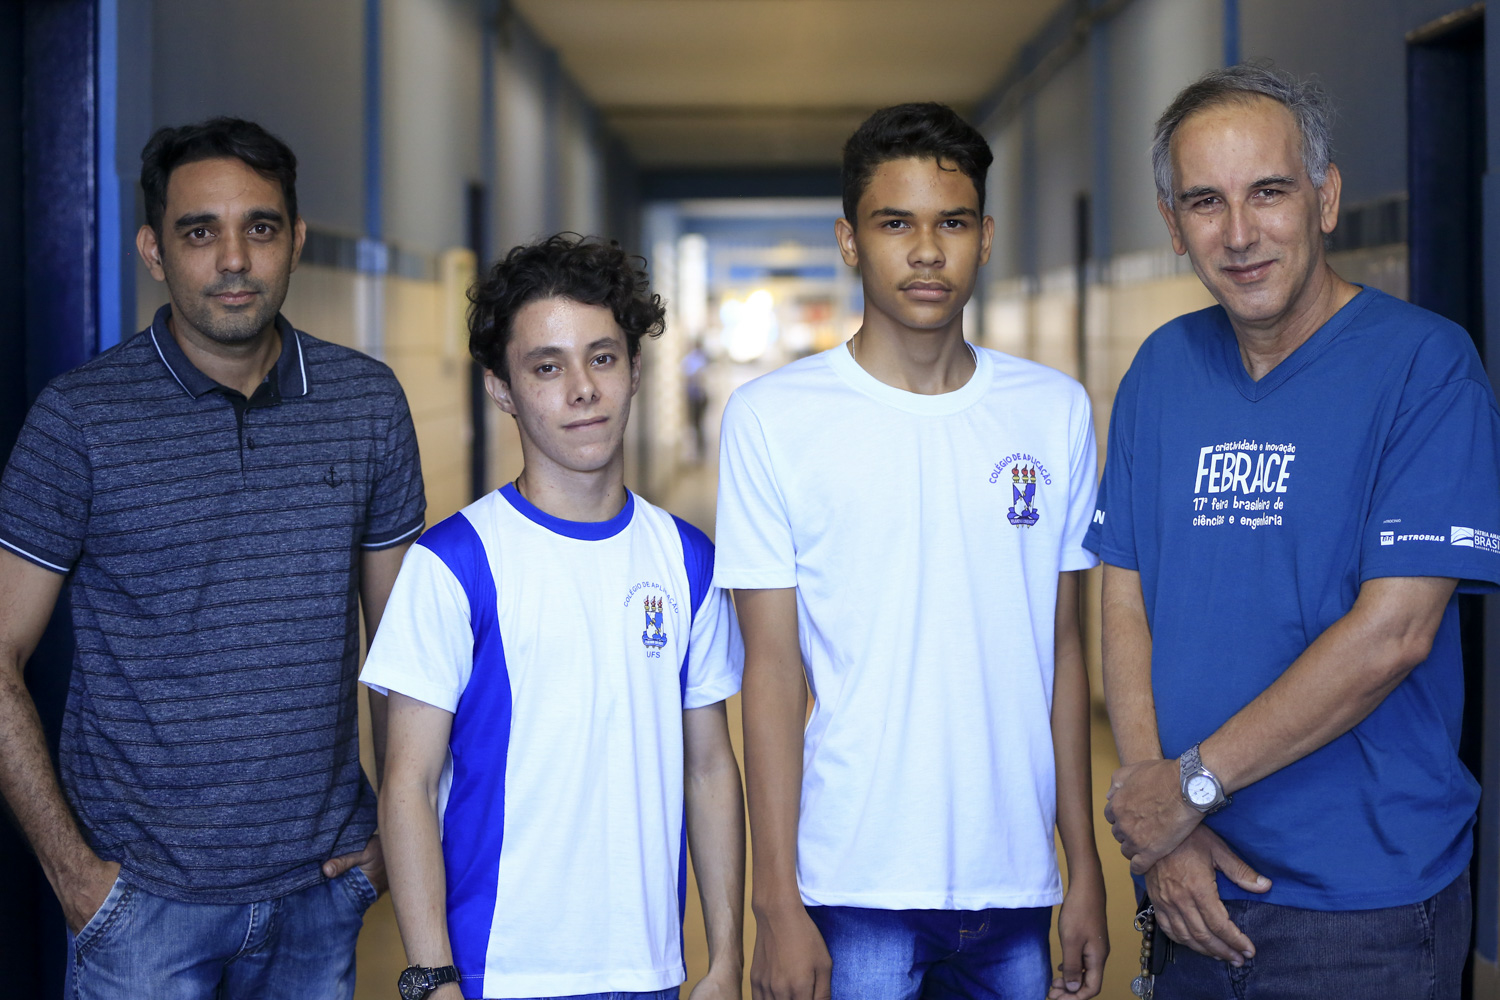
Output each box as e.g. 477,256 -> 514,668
1380,531 -> 1394,546
1452,526 -> 1500,554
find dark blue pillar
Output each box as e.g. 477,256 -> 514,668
1481,2 -> 1500,975
26,0 -> 98,394
3,3 -> 100,997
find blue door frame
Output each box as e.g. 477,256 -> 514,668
0,3 -> 102,997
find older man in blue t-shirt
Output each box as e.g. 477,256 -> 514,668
1087,65 -> 1500,999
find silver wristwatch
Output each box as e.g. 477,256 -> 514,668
1179,742 -> 1231,814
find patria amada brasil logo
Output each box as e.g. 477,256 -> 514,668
641,596 -> 668,650
1008,465 -> 1040,527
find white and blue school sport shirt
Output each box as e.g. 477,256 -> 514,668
360,483 -> 743,999
1084,288 -> 1500,910
714,343 -> 1099,910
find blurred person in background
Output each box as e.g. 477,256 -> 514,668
0,117 -> 424,998
683,340 -> 711,463
716,102 -> 1109,1000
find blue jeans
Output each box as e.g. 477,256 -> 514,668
65,866 -> 378,999
807,905 -> 1051,1000
1155,869 -> 1471,1000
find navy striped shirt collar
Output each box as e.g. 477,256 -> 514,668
148,304 -> 310,399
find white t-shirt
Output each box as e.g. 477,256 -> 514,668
714,343 -> 1097,910
361,484 -> 742,999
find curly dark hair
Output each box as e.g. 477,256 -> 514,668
141,117 -> 298,234
469,234 -> 666,381
841,102 -> 993,226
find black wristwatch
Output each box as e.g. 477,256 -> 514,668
397,964 -> 460,999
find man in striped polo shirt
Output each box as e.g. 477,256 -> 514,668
0,118 -> 424,998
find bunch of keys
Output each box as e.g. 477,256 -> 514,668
1131,903 -> 1156,998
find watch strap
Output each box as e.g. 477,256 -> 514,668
399,964 -> 460,999
1179,742 -> 1231,813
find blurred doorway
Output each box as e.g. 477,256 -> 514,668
1406,6 -> 1490,997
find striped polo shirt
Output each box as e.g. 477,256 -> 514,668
0,304 -> 425,904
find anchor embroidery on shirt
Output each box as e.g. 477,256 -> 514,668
324,465 -> 343,489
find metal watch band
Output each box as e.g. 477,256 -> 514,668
1179,742 -> 1231,813
399,964 -> 460,1000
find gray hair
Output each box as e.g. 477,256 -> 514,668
1151,63 -> 1334,204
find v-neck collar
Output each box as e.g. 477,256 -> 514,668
1215,286 -> 1375,402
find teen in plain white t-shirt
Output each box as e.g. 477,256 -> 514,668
714,103 -> 1110,1000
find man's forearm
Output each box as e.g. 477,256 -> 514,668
0,552 -> 115,932
1202,575 -> 1456,793
0,660 -> 100,893
1101,565 -> 1163,765
360,542 -> 409,789
1107,575 -> 1460,875
685,704 -> 747,977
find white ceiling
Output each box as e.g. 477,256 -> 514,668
512,0 -> 1071,167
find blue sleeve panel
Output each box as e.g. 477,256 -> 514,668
672,515 -> 715,623
417,512 -> 511,987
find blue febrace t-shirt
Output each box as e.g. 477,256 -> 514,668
1085,287 -> 1500,910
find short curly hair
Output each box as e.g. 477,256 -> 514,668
469,233 -> 666,381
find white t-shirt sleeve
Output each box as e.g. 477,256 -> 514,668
1061,385 -> 1101,572
684,584 -> 744,709
359,543 -> 474,712
713,390 -> 798,590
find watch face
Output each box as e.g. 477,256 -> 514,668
397,968 -> 426,1000
1187,774 -> 1217,806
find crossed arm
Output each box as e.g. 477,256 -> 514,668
1100,563 -> 1456,960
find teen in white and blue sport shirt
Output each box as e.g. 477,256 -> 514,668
364,236 -> 745,1000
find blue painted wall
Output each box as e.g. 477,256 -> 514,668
1240,0 -> 1470,205
151,0 -> 367,237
